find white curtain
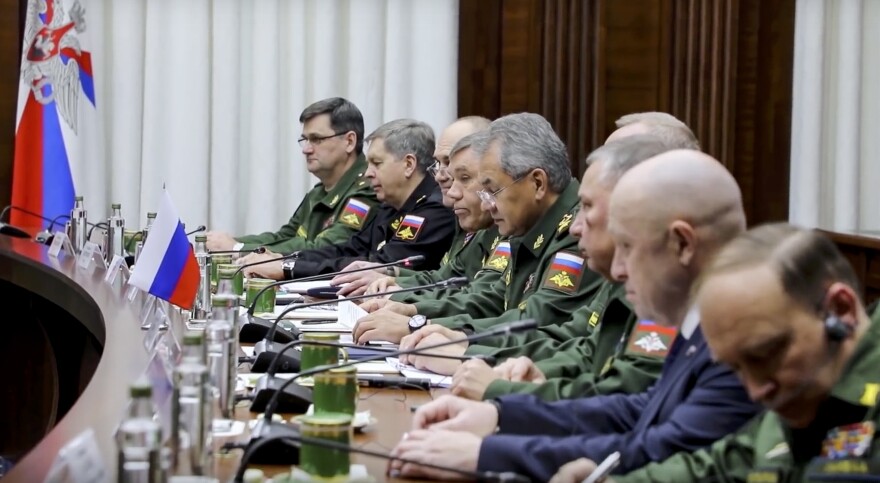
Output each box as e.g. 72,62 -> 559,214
68,0 -> 458,234
790,0 -> 880,232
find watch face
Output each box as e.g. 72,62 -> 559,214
409,315 -> 427,330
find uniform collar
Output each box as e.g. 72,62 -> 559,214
518,179 -> 579,256
395,174 -> 439,214
317,155 -> 368,208
828,305 -> 880,407
680,305 -> 701,340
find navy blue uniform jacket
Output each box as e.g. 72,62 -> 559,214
477,325 -> 761,481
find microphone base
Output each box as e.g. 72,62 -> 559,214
239,314 -> 300,343
0,223 -> 31,239
246,419 -> 301,465
250,349 -> 301,373
249,376 -> 313,414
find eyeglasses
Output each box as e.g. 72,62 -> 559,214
297,132 -> 346,147
477,175 -> 526,205
428,160 -> 450,178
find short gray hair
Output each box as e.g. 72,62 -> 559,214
449,130 -> 489,160
473,113 -> 571,192
587,134 -> 676,185
366,119 -> 436,172
615,112 -> 701,151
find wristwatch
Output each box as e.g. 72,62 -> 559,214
408,314 -> 428,333
281,258 -> 297,280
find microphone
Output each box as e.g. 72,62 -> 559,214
208,246 -> 267,255
262,318 -> 536,419
248,338 -> 494,412
238,255 -> 428,343
240,319 -> 537,469
233,426 -> 531,482
251,276 -> 469,367
0,205 -> 57,239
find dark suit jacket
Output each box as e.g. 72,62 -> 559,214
477,325 -> 761,481
289,175 -> 455,278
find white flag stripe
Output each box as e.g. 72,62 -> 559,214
129,190 -> 181,289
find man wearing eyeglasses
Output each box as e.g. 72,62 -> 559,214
329,116 -> 495,296
351,113 -> 603,344
244,118 -> 457,280
207,97 -> 378,254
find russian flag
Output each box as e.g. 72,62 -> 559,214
344,199 -> 370,216
401,215 -> 425,229
551,252 -> 584,275
129,190 -> 200,309
494,242 -> 511,256
12,0 -> 96,228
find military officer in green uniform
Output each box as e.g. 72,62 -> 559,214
361,130 -> 502,302
207,97 -> 378,254
329,116 -> 492,296
391,116 -> 701,400
353,113 -> 604,344
551,224 -> 880,483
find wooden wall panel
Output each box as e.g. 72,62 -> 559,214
0,0 -> 23,208
458,0 -> 795,225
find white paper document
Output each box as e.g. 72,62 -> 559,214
386,357 -> 453,388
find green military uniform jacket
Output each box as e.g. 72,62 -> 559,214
471,281 -> 665,401
235,155 -> 378,253
616,304 -> 880,483
390,226 -> 501,303
413,180 -> 604,333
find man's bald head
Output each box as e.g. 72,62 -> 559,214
607,149 -> 745,327
435,116 -> 491,206
606,112 -> 701,150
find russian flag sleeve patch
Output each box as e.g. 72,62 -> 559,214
338,198 -> 371,229
542,251 -> 585,294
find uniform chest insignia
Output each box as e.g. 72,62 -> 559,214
463,232 -> 475,247
394,215 -> 425,241
376,240 -> 387,251
557,213 -> 573,234
533,234 -> 544,250
322,216 -> 334,230
764,443 -> 789,460
504,270 -> 512,286
296,226 -> 308,238
490,236 -> 501,250
338,199 -> 371,228
441,252 -> 450,266
329,194 -> 340,206
523,273 -> 536,294
860,383 -> 880,406
625,321 -> 677,358
588,311 -> 600,327
518,301 -> 527,311
542,251 -> 585,294
359,180 -> 367,186
483,241 -> 511,272
391,216 -> 403,231
821,422 -> 875,459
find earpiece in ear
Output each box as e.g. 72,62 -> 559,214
824,314 -> 851,342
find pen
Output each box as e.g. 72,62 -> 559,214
300,318 -> 338,325
583,451 -> 621,483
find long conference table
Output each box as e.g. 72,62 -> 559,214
0,235 -> 436,482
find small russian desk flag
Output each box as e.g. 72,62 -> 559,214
129,190 -> 200,309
